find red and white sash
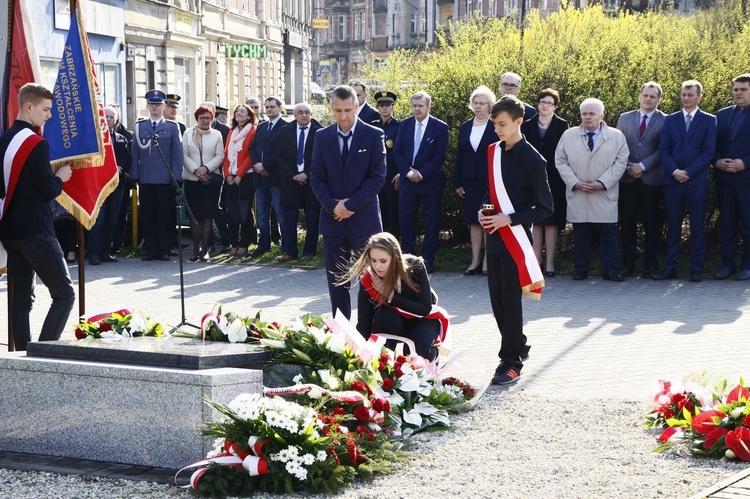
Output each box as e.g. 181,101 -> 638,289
0,128 -> 43,267
1,127 -> 43,220
487,142 -> 544,300
361,269 -> 451,351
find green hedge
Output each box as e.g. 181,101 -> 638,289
363,2 -> 750,243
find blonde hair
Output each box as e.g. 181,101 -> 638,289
337,232 -> 421,306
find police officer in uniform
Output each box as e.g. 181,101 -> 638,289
164,93 -> 187,135
131,89 -> 184,261
372,91 -> 400,237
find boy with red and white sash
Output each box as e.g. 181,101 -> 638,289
478,96 -> 553,385
0,83 -> 75,351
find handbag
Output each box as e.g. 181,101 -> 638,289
222,184 -> 250,224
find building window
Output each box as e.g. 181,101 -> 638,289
96,63 -> 122,108
354,14 -> 359,40
361,12 -> 365,39
410,13 -> 417,34
338,15 -> 345,41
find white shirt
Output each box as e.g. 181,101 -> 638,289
337,119 -> 358,152
413,114 -> 430,148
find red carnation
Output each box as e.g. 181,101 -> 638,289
99,321 -> 113,332
74,327 -> 86,340
353,405 -> 370,422
350,380 -> 367,392
395,368 -> 404,378
382,378 -> 394,390
383,400 -> 391,413
372,398 -> 385,412
270,321 -> 281,330
332,407 -> 346,416
378,361 -> 386,371
396,355 -> 406,363
380,353 -> 390,363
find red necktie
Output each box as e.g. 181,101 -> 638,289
639,114 -> 647,138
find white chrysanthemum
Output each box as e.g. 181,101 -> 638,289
316,450 -> 328,462
287,445 -> 299,458
286,461 -> 299,474
226,318 -> 248,343
274,448 -> 291,462
295,467 -> 308,480
301,453 -> 315,465
266,410 -> 283,427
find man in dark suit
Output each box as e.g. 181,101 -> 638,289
655,80 -> 717,282
478,96 -> 553,385
276,103 -> 322,261
714,73 -> 750,281
616,81 -> 667,278
131,89 -> 184,261
249,97 -> 287,257
372,90 -> 401,237
203,102 -> 230,144
393,91 -> 449,273
499,72 -> 536,121
350,81 -> 381,125
310,85 -> 386,318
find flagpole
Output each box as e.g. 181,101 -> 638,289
69,0 -> 86,318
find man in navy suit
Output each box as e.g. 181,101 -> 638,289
249,97 -> 287,257
310,85 -> 386,318
393,91 -> 449,273
655,80 -> 717,282
350,81 -> 381,125
714,74 -> 750,281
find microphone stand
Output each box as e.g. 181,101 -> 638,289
151,133 -> 200,332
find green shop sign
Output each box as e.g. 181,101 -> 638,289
225,44 -> 268,58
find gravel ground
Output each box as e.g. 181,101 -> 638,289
1,391 -> 745,499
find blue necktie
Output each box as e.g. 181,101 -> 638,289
586,131 -> 595,151
297,126 -> 307,167
413,122 -> 423,163
152,121 -> 157,129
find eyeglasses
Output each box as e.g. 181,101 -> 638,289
538,101 -> 556,106
198,116 -> 213,120
501,83 -> 519,89
295,110 -> 312,115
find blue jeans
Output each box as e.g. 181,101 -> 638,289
255,182 -> 284,252
3,234 -> 76,351
88,186 -> 124,257
573,222 -> 619,275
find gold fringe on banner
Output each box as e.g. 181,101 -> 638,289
55,166 -> 119,230
521,279 -> 545,301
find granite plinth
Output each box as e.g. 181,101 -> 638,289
26,336 -> 270,370
0,353 -> 263,468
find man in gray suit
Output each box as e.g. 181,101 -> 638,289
616,82 -> 666,278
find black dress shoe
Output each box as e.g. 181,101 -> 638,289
736,269 -> 750,281
690,271 -> 703,282
573,271 -> 588,281
169,248 -> 178,256
620,267 -> 635,278
88,255 -> 101,266
100,254 -> 118,263
642,268 -> 656,279
189,253 -> 200,262
714,267 -> 734,280
250,249 -> 267,258
464,266 -> 480,276
142,254 -> 154,261
544,270 -> 556,278
653,269 -> 678,280
603,271 -> 624,282
159,254 -> 171,261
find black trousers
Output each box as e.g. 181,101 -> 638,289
371,306 -> 439,361
139,184 -> 173,256
487,250 -> 526,367
619,180 -> 663,272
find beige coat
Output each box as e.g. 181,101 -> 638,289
554,122 -> 629,223
182,128 -> 225,181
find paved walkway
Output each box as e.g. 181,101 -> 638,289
1,256 -> 748,400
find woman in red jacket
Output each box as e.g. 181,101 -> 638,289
222,103 -> 258,256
